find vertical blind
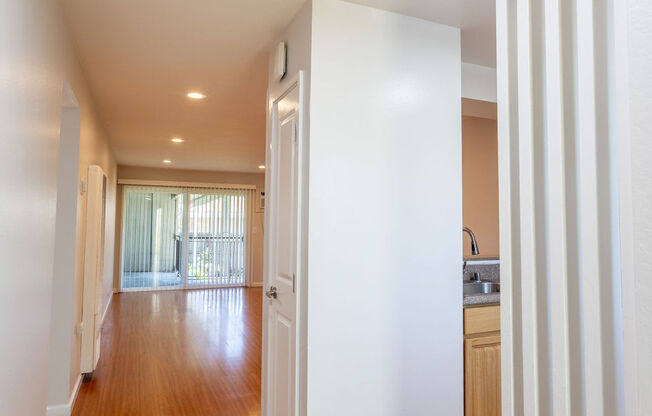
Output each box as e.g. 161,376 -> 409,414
186,188 -> 250,286
121,185 -> 254,290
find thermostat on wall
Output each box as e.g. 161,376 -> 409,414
274,42 -> 287,81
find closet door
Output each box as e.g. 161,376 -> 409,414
81,165 -> 107,374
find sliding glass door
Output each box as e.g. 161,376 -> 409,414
187,190 -> 247,287
121,187 -> 185,290
121,185 -> 250,291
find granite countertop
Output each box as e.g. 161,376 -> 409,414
464,292 -> 500,306
463,259 -> 500,307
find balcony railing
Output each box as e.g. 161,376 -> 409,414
186,234 -> 245,285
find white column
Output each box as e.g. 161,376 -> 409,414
497,0 -> 627,414
616,1 -> 652,415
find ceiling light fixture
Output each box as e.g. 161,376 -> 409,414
171,137 -> 185,143
186,92 -> 206,99
258,165 -> 265,169
163,159 -> 172,164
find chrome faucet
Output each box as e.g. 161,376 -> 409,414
463,227 -> 481,282
463,227 -> 480,256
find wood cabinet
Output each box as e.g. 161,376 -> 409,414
464,305 -> 501,416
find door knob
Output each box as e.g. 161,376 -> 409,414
265,286 -> 278,299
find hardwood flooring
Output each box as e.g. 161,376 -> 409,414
72,287 -> 262,416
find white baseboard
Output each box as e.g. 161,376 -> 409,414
101,290 -> 114,326
249,282 -> 263,287
46,404 -> 70,416
46,374 -> 81,416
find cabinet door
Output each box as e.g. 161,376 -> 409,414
465,335 -> 501,416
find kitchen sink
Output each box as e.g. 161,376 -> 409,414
463,281 -> 500,296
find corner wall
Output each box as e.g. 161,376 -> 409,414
307,1 -> 463,413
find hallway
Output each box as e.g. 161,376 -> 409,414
72,288 -> 262,416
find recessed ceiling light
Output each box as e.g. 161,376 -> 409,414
187,92 -> 206,99
258,165 -> 265,169
163,159 -> 172,164
171,137 -> 184,143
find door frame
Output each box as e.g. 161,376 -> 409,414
262,70 -> 307,416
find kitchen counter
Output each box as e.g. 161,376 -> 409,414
463,259 -> 500,307
463,292 -> 500,306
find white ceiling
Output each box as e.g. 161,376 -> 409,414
61,0 -> 306,172
349,0 -> 496,67
61,0 -> 495,173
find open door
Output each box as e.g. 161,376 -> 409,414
81,165 -> 107,374
262,72 -> 304,416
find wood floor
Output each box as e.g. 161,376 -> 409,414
72,287 -> 262,416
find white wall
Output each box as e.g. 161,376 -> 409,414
0,2 -> 62,413
51,47 -> 117,416
308,1 -> 462,414
266,1 -> 312,412
462,62 -> 497,102
0,2 -> 117,414
47,89 -> 81,408
0,1 -> 114,414
620,1 -> 652,414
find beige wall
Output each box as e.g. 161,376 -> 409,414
462,115 -> 499,258
114,166 -> 266,290
0,1 -> 117,413
68,93 -> 117,400
51,22 -> 119,413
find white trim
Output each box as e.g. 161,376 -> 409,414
117,179 -> 256,189
496,0 -> 516,413
46,374 -> 81,416
463,259 -> 500,265
101,291 -> 113,326
612,2 -> 637,415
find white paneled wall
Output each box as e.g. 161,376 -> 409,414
497,0 -> 625,415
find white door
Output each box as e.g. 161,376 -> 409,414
263,73 -> 303,416
81,165 -> 107,374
